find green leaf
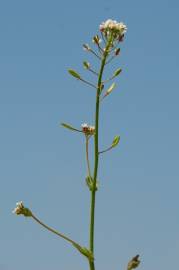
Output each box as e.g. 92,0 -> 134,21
61,123 -> 81,132
113,68 -> 122,77
111,135 -> 120,148
68,69 -> 81,80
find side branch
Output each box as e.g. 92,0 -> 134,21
31,213 -> 93,261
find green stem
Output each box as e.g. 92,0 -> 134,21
89,36 -> 113,270
80,78 -> 97,89
31,213 -> 82,252
98,146 -> 113,154
86,136 -> 92,178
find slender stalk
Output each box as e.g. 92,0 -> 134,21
98,146 -> 113,154
80,78 -> 97,89
89,36 -> 113,270
31,213 -> 81,250
89,49 -> 101,60
88,68 -> 99,77
86,136 -> 92,178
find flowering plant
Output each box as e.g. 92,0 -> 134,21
13,19 -> 140,270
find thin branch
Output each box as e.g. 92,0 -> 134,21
100,32 -> 106,45
88,68 -> 99,76
102,75 -> 115,84
80,78 -> 97,89
31,213 -> 93,261
31,213 -> 79,247
89,49 -> 101,60
98,146 -> 113,154
97,44 -> 104,55
105,55 -> 116,65
110,41 -> 119,53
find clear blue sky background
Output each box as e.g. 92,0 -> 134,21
0,0 -> 179,270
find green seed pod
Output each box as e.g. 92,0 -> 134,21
68,69 -> 81,80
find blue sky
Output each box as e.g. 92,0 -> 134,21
0,0 -> 179,270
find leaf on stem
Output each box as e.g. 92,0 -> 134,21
73,243 -> 94,262
61,123 -> 81,132
68,69 -> 81,80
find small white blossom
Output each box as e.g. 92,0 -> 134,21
12,201 -> 32,217
12,201 -> 24,215
116,22 -> 127,34
81,123 -> 88,128
81,123 -> 95,135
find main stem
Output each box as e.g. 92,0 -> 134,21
89,37 -> 112,270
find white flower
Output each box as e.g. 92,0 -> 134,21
12,201 -> 24,215
89,126 -> 95,133
81,123 -> 95,135
116,22 -> 127,34
12,201 -> 32,217
99,19 -> 127,39
81,123 -> 88,128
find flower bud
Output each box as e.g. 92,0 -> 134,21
92,35 -> 101,45
127,255 -> 140,270
115,48 -> 120,56
118,34 -> 125,42
83,44 -> 91,51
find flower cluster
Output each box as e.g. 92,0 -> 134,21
81,123 -> 95,135
99,19 -> 127,41
12,201 -> 32,217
